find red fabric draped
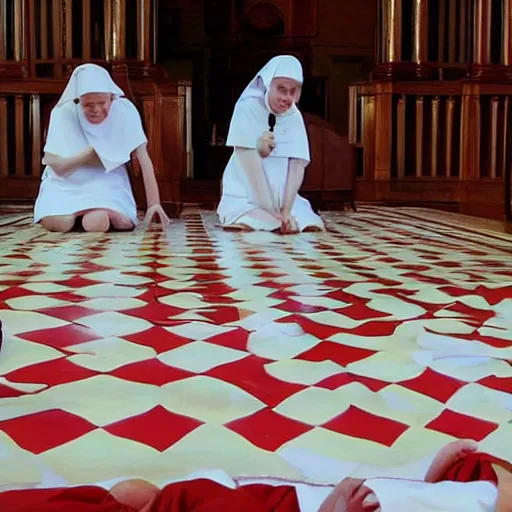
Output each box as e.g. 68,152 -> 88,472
0,480 -> 300,512
0,486 -> 134,512
435,452 -> 512,485
147,479 -> 300,512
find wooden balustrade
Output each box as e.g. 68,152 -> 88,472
349,81 -> 510,219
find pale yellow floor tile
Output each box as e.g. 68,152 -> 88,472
287,284 -> 336,296
159,293 -> 209,309
247,330 -> 320,360
19,283 -> 72,294
293,296 -> 349,309
0,394 -> 54,422
0,432 -> 44,487
76,312 -> 152,337
431,358 -> 512,382
347,352 -> 425,382
301,311 -> 366,329
0,336 -> 64,375
164,424 -> 302,480
375,385 -> 445,426
79,297 -> 147,311
73,283 -> 147,298
159,341 -> 247,373
478,326 -> 512,341
84,270 -> 152,286
280,428 -> 389,466
5,296 -> 70,311
39,430 -> 166,485
67,337 -> 156,372
274,384 -> 367,425
165,321 -> 236,341
478,425 -> 512,463
161,376 -> 265,424
366,297 -> 426,320
0,311 -> 68,335
0,376 -> 47,393
40,375 -> 161,426
446,383 -> 512,424
265,359 -> 344,386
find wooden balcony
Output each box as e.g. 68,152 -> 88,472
349,81 -> 511,220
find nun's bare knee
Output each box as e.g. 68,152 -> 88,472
82,209 -> 110,232
107,210 -> 134,230
40,215 -> 75,233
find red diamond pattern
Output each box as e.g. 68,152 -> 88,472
105,406 -> 203,452
227,408 -> 312,451
323,406 -> 409,447
0,410 -> 96,454
426,410 -> 499,441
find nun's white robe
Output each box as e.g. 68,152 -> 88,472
217,56 -> 324,232
33,64 -> 146,225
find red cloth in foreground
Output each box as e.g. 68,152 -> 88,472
436,452 -> 512,485
0,486 -> 133,512
147,479 -> 300,512
0,479 -> 299,512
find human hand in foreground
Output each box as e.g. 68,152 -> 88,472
143,204 -> 171,232
257,131 -> 276,158
42,154 -> 73,175
318,478 -> 380,512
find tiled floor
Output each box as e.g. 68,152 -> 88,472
0,207 -> 511,489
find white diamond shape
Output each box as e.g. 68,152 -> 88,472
5,296 -> 69,311
76,312 -> 151,337
159,341 -> 248,373
161,376 -> 265,424
165,321 -> 236,341
67,337 -> 156,372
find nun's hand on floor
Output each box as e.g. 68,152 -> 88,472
143,204 -> 171,232
280,214 -> 299,234
257,132 -> 275,158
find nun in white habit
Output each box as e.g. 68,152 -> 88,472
34,63 -> 170,233
217,55 -> 325,234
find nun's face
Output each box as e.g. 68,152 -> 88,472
268,78 -> 301,114
81,93 -> 113,124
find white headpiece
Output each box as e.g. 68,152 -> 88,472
45,64 -> 147,172
226,55 -> 309,162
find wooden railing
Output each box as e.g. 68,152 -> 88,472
0,0 -> 157,77
349,81 -> 511,219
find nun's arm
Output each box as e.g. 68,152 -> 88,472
42,147 -> 101,174
281,158 -> 306,216
135,143 -> 161,207
235,148 -> 277,214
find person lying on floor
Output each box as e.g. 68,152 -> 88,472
1,439 -> 511,512
216,55 -> 325,234
33,63 -> 170,233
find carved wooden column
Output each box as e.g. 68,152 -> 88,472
473,0 -> 491,66
112,0 -> 126,60
375,0 -> 402,78
460,84 -> 481,181
13,0 -> 24,61
412,0 -> 429,77
503,0 -> 512,66
380,0 -> 402,63
104,0 -> 126,61
137,0 -> 152,62
0,0 -> 6,60
0,96 -> 8,177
